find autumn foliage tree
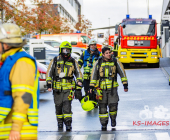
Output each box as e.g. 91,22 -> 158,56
1,0 -> 72,37
75,15 -> 92,36
31,0 -> 71,38
1,0 -> 36,35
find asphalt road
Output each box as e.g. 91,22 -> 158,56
38,67 -> 170,140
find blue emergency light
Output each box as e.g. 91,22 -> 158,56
76,30 -> 81,33
126,14 -> 130,19
149,15 -> 152,19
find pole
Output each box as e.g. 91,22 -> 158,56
127,0 -> 129,15
147,0 -> 149,17
108,18 -> 110,36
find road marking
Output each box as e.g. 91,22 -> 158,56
128,133 -> 141,140
155,132 -> 170,140
73,135 -> 88,140
100,134 -> 115,140
45,135 -> 62,140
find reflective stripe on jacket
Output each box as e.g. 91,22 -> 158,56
0,51 -> 39,126
90,57 -> 128,89
78,48 -> 101,80
46,55 -> 83,91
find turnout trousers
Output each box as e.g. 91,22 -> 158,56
98,88 -> 119,126
53,90 -> 72,124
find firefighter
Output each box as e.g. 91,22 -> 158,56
78,39 -> 102,100
113,40 -> 119,57
89,46 -> 128,131
0,23 -> 39,140
46,41 -> 83,131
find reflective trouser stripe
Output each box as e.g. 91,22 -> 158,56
109,111 -> 117,115
63,114 -> 72,119
99,113 -> 109,118
56,115 -> 63,119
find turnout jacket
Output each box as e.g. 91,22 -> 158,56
78,48 -> 102,80
46,55 -> 83,91
90,57 -> 128,90
0,48 -> 39,140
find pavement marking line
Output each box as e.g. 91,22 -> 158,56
155,132 -> 170,140
128,133 -> 141,140
100,134 -> 115,140
45,135 -> 62,140
72,135 -> 88,140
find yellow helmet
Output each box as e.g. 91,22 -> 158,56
81,96 -> 97,111
59,41 -> 72,54
0,23 -> 26,47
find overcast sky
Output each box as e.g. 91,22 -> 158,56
83,0 -> 163,36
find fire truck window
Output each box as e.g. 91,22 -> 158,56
70,36 -> 78,45
81,36 -> 90,44
123,24 -> 155,36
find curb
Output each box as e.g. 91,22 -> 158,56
160,67 -> 170,85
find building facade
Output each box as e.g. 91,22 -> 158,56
161,0 -> 170,57
54,0 -> 83,24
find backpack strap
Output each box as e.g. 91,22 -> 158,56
111,57 -> 117,95
52,56 -> 58,80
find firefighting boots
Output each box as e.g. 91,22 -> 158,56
111,119 -> 116,127
101,120 -> 108,131
101,125 -> 107,131
65,121 -> 72,131
58,122 -> 63,129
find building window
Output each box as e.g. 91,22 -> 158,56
70,0 -> 73,6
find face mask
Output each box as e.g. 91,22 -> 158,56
62,48 -> 70,54
90,48 -> 96,51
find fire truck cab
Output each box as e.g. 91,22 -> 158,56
117,15 -> 160,67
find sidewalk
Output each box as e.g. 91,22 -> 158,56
160,58 -> 170,82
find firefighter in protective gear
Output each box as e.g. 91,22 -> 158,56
89,47 -> 128,131
0,23 -> 39,140
46,41 -> 83,131
78,39 -> 102,99
113,41 -> 118,57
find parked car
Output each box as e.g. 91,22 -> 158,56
37,61 -> 47,91
44,40 -> 61,48
72,47 -> 86,56
34,33 -> 102,51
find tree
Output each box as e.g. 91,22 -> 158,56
1,0 -> 35,35
31,0 -> 71,38
74,15 -> 92,36
1,0 -> 72,37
